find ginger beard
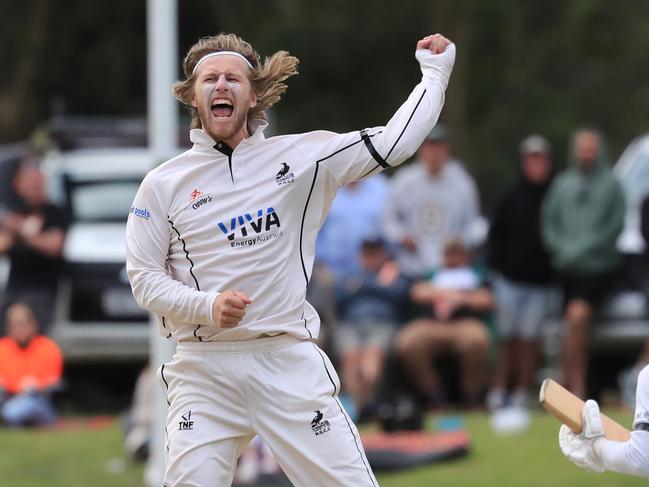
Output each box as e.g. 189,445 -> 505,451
191,55 -> 257,147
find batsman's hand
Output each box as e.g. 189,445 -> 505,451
559,399 -> 606,473
417,33 -> 452,54
212,290 -> 252,328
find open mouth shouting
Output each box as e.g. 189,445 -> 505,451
192,55 -> 256,145
211,98 -> 234,119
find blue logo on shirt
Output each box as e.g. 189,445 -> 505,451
218,207 -> 281,242
130,206 -> 151,220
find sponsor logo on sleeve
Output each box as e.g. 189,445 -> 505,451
130,206 -> 151,220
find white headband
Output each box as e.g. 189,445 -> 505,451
192,51 -> 254,75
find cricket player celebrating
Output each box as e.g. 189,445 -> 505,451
126,32 -> 454,486
559,365 -> 649,477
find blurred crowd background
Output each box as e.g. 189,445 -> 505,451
2,0 -> 649,474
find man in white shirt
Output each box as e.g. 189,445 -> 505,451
559,365 -> 649,478
126,32 -> 455,486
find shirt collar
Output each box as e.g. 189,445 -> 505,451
190,118 -> 268,151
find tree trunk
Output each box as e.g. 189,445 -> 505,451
0,0 -> 52,142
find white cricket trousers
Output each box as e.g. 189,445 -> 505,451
158,334 -> 379,486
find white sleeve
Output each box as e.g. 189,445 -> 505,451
593,365 -> 649,478
633,365 -> 649,429
594,433 -> 649,478
125,174 -> 219,325
297,44 -> 455,186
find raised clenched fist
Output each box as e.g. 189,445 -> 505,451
416,33 -> 452,54
212,290 -> 252,328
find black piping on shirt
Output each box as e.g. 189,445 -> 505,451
298,142 -> 364,339
168,217 -> 203,341
298,138 -> 364,287
357,89 -> 427,179
385,88 -> 427,160
298,89 -> 427,339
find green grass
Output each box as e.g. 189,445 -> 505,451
378,409 -> 646,486
0,419 -> 146,487
0,410 -> 645,486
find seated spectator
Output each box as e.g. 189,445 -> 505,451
0,302 -> 63,427
335,237 -> 410,419
395,239 -> 493,408
310,175 -> 390,349
542,128 -> 625,398
0,154 -> 69,331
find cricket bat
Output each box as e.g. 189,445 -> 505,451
539,378 -> 630,442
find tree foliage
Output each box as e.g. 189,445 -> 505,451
2,0 -> 649,204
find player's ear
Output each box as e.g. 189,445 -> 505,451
249,91 -> 257,109
189,80 -> 199,108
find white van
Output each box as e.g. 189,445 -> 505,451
42,147 -> 154,362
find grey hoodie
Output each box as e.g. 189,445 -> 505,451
383,159 -> 480,277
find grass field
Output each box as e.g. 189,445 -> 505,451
0,410 -> 645,486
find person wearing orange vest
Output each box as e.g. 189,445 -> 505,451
0,302 -> 63,426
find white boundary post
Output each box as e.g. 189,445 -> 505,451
144,0 -> 178,485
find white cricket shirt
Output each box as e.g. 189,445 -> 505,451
126,46 -> 455,342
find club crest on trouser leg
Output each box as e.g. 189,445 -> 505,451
311,410 -> 331,436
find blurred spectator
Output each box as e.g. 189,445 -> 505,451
382,125 -> 481,278
334,237 -> 410,419
124,366 -> 154,462
0,154 -> 69,331
618,194 -> 649,408
316,175 -> 390,283
542,128 -> 625,398
0,302 -> 63,427
487,135 -> 557,411
394,239 -> 493,408
311,174 -> 390,349
641,194 -> 649,294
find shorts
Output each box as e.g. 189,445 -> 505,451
493,274 -> 558,340
558,272 -> 615,308
159,335 -> 378,487
335,321 -> 395,353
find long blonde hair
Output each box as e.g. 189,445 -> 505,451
172,33 -> 299,128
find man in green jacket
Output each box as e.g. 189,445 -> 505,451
542,128 -> 625,399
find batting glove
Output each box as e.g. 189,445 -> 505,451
559,399 -> 606,473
